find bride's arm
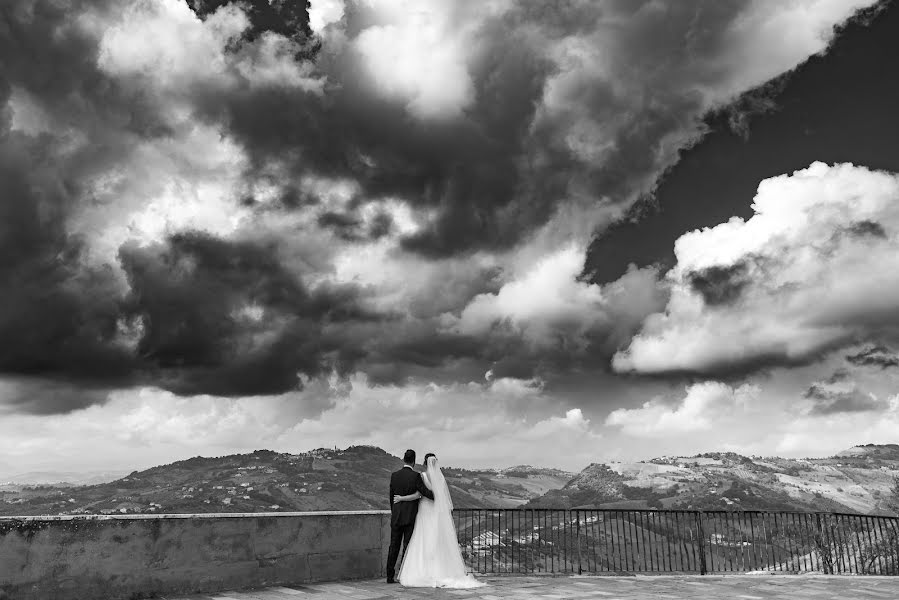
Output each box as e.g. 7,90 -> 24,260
417,473 -> 435,500
392,491 -> 422,503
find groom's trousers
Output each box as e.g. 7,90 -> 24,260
386,523 -> 414,580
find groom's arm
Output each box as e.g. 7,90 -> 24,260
389,476 -> 395,508
416,474 -> 434,500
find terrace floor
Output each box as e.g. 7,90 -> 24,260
164,574 -> 899,599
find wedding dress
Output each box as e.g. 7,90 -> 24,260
397,456 -> 484,588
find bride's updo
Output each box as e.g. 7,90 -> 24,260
423,452 -> 437,466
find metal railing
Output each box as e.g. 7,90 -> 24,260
452,509 -> 899,575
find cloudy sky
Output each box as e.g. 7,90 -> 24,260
2,0 -> 899,477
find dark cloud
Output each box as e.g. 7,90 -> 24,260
803,378 -> 883,415
192,36 -> 551,258
823,368 -> 852,383
360,330 -> 485,386
0,0 -> 378,408
844,220 -> 887,238
687,263 -> 751,306
486,357 -> 543,382
2,0 -> 891,414
366,211 -> 393,240
0,0 -> 155,410
317,211 -> 363,240
618,341 -> 854,383
118,231 -> 380,396
0,378 -> 110,416
846,345 -> 899,368
189,0 -> 799,259
313,209 -> 395,241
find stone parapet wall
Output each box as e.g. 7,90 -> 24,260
0,511 -> 392,600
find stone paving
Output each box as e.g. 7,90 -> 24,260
163,575 -> 899,599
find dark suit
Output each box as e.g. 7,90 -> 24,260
386,465 -> 434,581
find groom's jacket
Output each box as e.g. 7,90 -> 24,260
389,465 -> 434,527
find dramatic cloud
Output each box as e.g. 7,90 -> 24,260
118,231 -> 381,396
584,0 -> 899,288
0,0 -> 886,425
614,162 -> 899,376
1,0 -> 146,401
190,0 -> 881,257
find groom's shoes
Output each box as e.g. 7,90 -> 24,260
386,578 -> 398,584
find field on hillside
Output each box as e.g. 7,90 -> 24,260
2,444 -> 897,517
0,447 -> 573,516
526,446 -> 899,514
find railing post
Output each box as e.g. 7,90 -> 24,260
695,511 -> 707,575
814,513 -> 832,575
576,509 -> 583,575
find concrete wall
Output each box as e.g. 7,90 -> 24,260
0,511 -> 392,600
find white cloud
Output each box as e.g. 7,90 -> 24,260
605,382 -> 760,437
96,0 -> 242,84
0,373 -> 602,475
615,162 -> 899,375
453,245 -> 601,339
449,244 -> 665,352
61,0 -> 324,273
309,0 -> 345,32
352,0 -> 486,120
599,356 -> 899,461
97,0 -> 322,93
773,394 -> 899,456
283,373 -> 601,469
74,126 -> 251,267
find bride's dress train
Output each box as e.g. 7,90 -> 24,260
398,457 -> 483,589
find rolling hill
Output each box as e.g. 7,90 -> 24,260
525,445 -> 899,514
2,444 -> 897,517
0,446 -> 573,516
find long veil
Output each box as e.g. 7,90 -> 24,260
399,454 -> 484,588
425,455 -> 452,511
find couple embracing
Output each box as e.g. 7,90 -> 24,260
385,450 -> 483,588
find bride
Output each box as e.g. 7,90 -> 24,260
392,453 -> 484,588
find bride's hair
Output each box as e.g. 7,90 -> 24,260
423,452 -> 436,465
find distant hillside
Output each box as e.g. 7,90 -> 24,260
443,465 -> 575,508
1,470 -> 130,486
3,444 -> 897,517
836,443 -> 899,460
0,446 -> 572,516
525,446 -> 899,515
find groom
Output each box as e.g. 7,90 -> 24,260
386,449 -> 434,583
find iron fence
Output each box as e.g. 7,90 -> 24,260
452,509 -> 899,575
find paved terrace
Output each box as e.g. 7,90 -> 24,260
164,575 -> 899,599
